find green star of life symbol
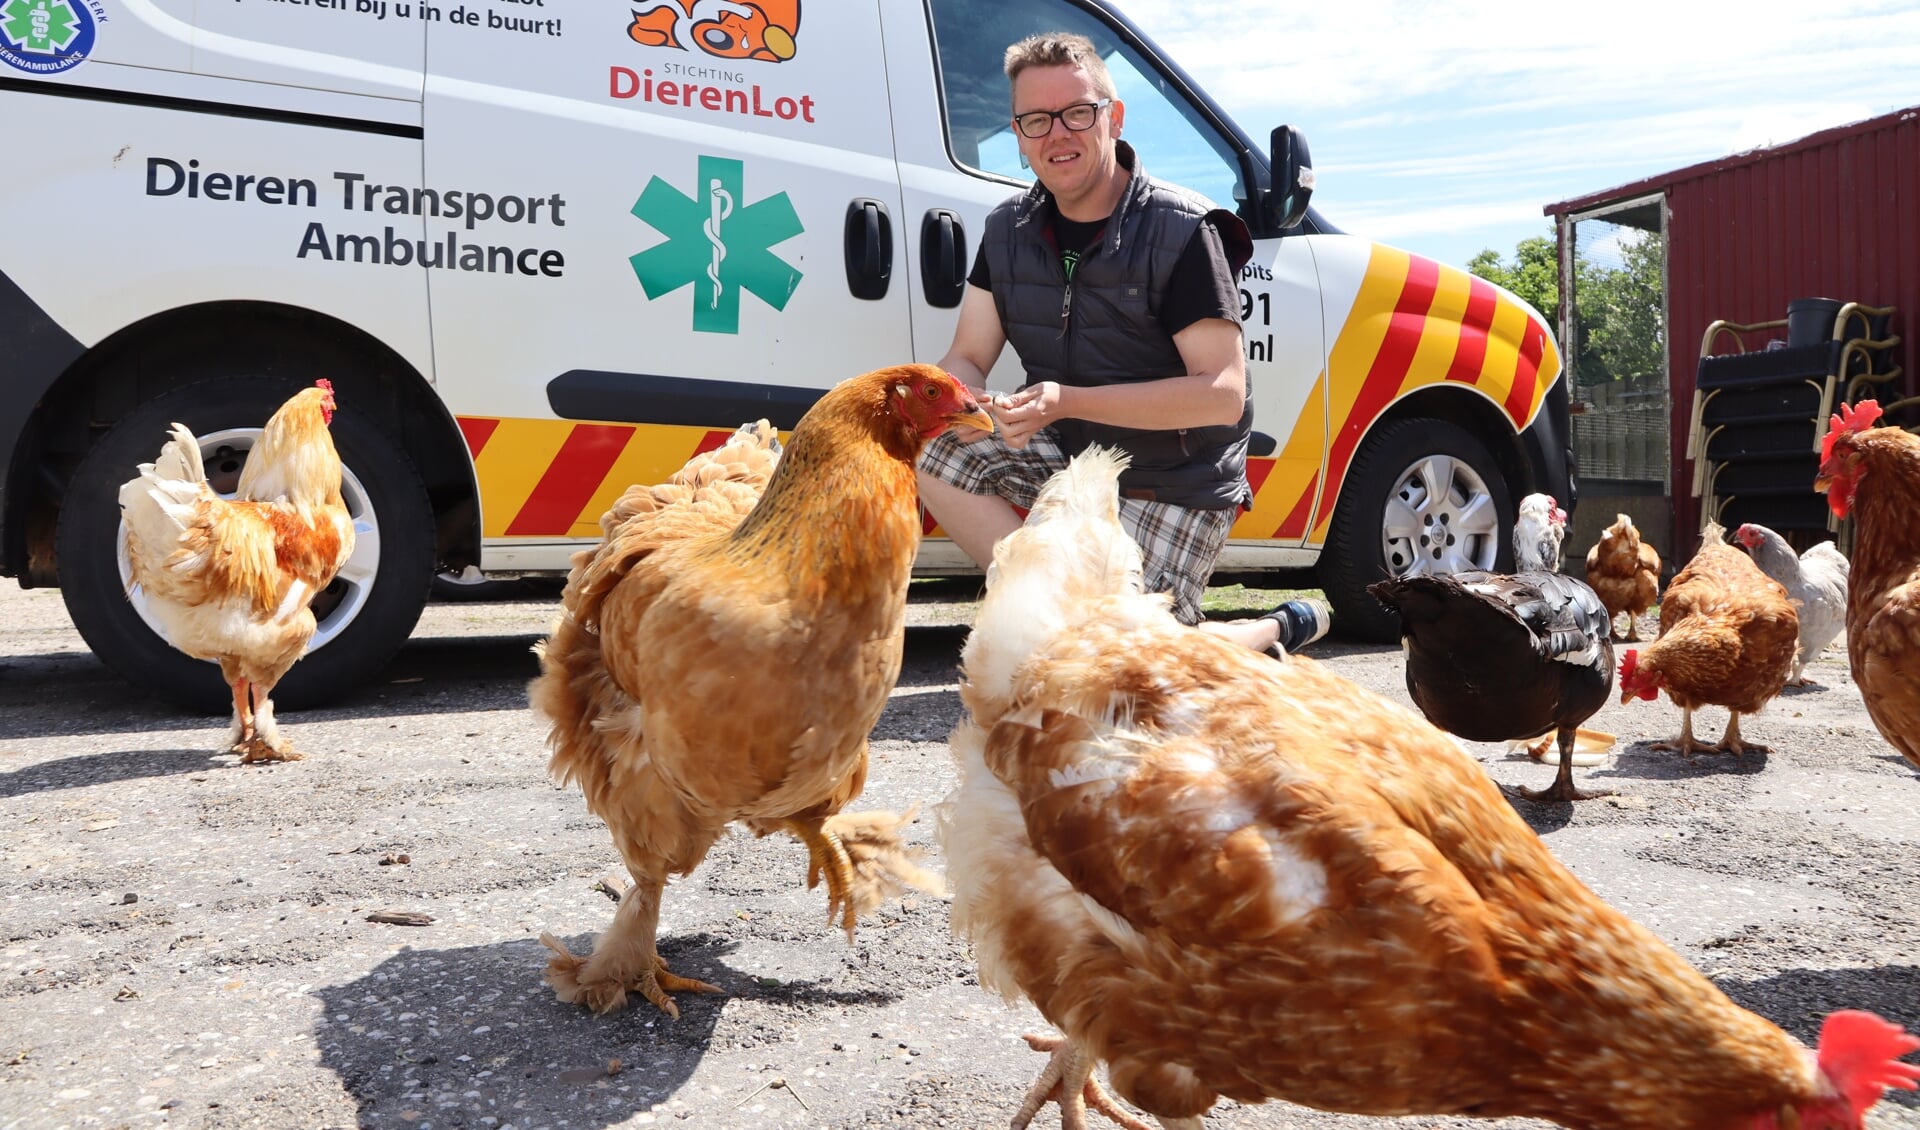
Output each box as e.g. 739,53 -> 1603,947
1,0 -> 81,53
629,155 -> 803,335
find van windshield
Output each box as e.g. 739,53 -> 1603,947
928,0 -> 1248,219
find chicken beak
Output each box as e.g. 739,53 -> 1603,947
952,403 -> 996,434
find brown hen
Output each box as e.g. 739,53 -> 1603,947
1585,512 -> 1662,641
1817,399 -> 1920,769
531,364 -> 990,1017
1618,520 -> 1799,755
941,447 -> 1918,1130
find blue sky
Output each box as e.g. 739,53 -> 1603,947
1118,0 -> 1920,270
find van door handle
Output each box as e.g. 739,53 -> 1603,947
919,209 -> 966,308
844,198 -> 892,300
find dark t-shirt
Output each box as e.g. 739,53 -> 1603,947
965,212 -> 1240,337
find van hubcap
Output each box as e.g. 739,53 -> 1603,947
1380,453 -> 1499,576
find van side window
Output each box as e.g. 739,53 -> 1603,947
929,0 -> 1246,216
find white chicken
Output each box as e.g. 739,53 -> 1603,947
1735,523 -> 1851,686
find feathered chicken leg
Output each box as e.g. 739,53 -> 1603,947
781,816 -> 860,938
773,808 -> 942,941
540,866 -> 720,1018
1010,1032 -> 1154,1130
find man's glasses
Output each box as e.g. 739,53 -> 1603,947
1011,98 -> 1112,139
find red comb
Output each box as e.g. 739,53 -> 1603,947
1619,650 -> 1638,681
1822,400 -> 1882,462
1817,1010 -> 1920,1118
316,379 -> 334,393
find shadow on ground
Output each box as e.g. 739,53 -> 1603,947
313,934 -> 901,1128
0,748 -> 230,798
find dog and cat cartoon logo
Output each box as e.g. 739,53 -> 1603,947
626,0 -> 799,63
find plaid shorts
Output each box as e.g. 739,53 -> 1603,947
918,426 -> 1235,625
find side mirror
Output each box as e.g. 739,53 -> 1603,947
1267,125 -> 1314,232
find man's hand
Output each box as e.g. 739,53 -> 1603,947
990,382 -> 1062,449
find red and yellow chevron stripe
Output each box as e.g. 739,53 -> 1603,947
459,417 -> 747,538
1229,246 -> 1559,544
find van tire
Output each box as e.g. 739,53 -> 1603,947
1318,418 -> 1515,643
56,377 -> 435,713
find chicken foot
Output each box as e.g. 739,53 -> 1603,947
1509,725 -> 1612,803
1651,709 -> 1767,757
224,674 -> 300,764
1650,708 -> 1707,757
1009,1032 -> 1154,1130
1712,711 -> 1769,755
539,870 -> 719,1018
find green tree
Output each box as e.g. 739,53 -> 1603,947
1467,234 -> 1559,329
1577,231 -> 1664,384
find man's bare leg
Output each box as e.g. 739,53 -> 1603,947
916,470 -> 1025,567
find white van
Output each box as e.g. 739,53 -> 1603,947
0,0 -> 1572,708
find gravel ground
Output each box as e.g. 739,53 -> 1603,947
1,578 -> 1916,1130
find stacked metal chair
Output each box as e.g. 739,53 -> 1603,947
1687,299 -> 1900,539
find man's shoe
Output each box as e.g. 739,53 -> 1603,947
1261,597 -> 1332,657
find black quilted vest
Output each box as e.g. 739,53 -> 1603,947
981,144 -> 1253,510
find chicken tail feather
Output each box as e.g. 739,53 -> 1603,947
1816,1009 -> 1920,1118
961,445 -> 1150,717
118,423 -> 221,589
154,423 -> 208,485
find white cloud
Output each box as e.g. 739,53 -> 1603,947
1333,197 -> 1550,242
1106,0 -> 1920,266
1128,0 -> 1919,118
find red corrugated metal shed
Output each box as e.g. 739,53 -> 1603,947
1546,104 -> 1920,546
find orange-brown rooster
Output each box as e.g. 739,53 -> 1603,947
118,381 -> 353,764
1618,520 -> 1798,756
1585,512 -> 1662,641
1816,399 -> 1920,769
531,364 -> 992,1018
940,447 -> 1919,1130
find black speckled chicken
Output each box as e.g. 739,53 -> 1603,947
1371,493 -> 1616,802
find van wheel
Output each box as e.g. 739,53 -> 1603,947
1319,418 -> 1514,643
56,376 -> 435,712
